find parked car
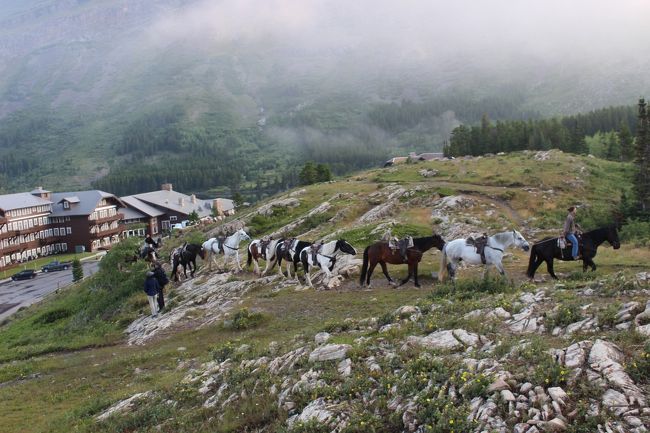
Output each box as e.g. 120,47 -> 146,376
11,269 -> 36,281
41,260 -> 71,272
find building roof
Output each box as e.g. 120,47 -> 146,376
0,192 -> 52,212
119,195 -> 166,219
129,190 -> 233,218
50,190 -> 124,217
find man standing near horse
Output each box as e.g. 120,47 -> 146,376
143,271 -> 161,318
152,261 -> 169,312
563,206 -> 582,260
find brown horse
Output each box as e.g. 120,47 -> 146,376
359,234 -> 446,288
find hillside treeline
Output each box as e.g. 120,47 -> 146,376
443,105 -> 637,157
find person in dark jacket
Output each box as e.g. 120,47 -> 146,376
152,262 -> 169,311
143,271 -> 161,317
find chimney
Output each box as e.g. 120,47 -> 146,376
190,194 -> 196,204
178,197 -> 184,207
213,198 -> 224,216
161,183 -> 173,191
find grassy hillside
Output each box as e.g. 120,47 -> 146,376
0,152 -> 648,433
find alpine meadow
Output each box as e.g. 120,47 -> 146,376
1,2 -> 650,433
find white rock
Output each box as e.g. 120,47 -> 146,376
337,358 -> 352,377
314,332 -> 331,344
96,391 -> 153,421
547,387 -> 567,406
602,389 -> 629,416
501,389 -> 516,402
308,344 -> 351,362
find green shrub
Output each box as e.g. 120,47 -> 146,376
32,308 -> 72,325
627,343 -> 650,385
224,308 -> 266,331
620,218 -> 650,246
545,302 -> 583,329
532,355 -> 568,387
210,340 -> 237,362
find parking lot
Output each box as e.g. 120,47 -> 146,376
0,260 -> 101,321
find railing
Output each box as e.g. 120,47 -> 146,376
89,226 -> 123,239
89,213 -> 123,225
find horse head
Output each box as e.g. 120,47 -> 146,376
433,234 -> 446,250
512,229 -> 530,252
237,229 -> 251,241
608,226 -> 621,249
336,239 -> 357,256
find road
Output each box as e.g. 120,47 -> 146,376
0,260 -> 101,322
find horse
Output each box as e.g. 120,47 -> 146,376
202,228 -> 251,272
276,238 -> 312,278
247,238 -> 283,275
299,239 -> 357,288
526,226 -> 621,280
170,243 -> 205,281
440,230 -> 530,282
359,234 -> 446,288
136,245 -> 158,263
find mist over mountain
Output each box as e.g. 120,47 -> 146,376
1,0 -> 649,194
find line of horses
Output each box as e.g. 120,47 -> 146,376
140,224 -> 621,288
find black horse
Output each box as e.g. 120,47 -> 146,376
527,226 -> 620,279
171,243 -> 205,281
360,235 -> 446,288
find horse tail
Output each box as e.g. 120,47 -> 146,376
526,244 -> 538,278
439,245 -> 448,282
359,245 -> 370,285
247,244 -> 253,267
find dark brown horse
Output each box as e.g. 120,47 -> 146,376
359,234 -> 446,288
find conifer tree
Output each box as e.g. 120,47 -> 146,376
634,98 -> 650,215
618,121 -> 634,161
72,258 -> 83,282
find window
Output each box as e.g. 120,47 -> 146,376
63,201 -> 70,209
170,216 -> 177,222
66,227 -> 72,235
54,228 -> 59,236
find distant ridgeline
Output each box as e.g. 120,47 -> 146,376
443,105 -> 637,159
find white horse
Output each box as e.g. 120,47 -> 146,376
202,229 -> 251,272
440,230 -> 530,282
299,239 -> 357,288
247,238 -> 283,275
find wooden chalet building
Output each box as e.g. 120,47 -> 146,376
0,188 -> 60,269
119,184 -> 234,235
48,190 -> 125,253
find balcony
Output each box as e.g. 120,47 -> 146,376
0,230 -> 20,240
89,226 -> 123,239
1,243 -> 23,255
90,213 -> 123,225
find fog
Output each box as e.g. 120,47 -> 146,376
147,0 -> 650,70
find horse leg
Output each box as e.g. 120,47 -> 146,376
529,257 -> 544,279
365,261 -> 379,287
378,261 -> 395,286
494,262 -> 506,278
546,259 -> 558,280
585,257 -> 596,272
399,263 -> 413,286
413,263 -> 420,288
252,257 -> 260,275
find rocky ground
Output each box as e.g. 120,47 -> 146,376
100,269 -> 650,432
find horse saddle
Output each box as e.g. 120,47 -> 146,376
311,242 -> 323,262
259,238 -> 272,258
215,236 -> 226,254
466,235 -> 488,264
388,236 -> 413,251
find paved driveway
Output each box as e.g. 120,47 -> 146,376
0,260 -> 101,321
